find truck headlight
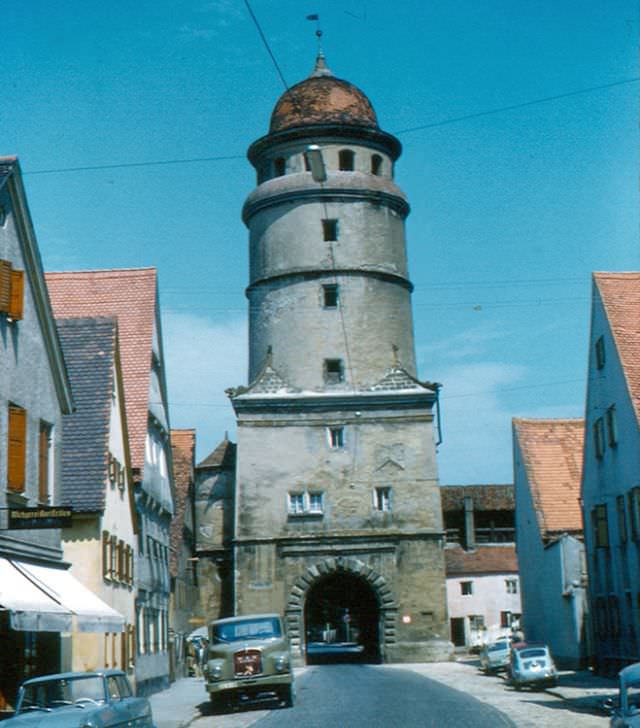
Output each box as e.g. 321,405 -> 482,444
208,662 -> 223,679
275,655 -> 289,672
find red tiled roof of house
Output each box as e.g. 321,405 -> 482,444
594,272 -> 640,423
445,544 -> 518,576
512,418 -> 584,537
170,429 -> 195,577
45,268 -> 158,473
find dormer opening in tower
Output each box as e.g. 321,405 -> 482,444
338,149 -> 355,171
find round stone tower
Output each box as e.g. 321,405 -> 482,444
242,53 -> 417,390
229,55 -> 451,665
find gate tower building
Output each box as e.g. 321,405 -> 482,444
227,54 -> 450,663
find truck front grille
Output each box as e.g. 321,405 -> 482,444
234,649 -> 262,677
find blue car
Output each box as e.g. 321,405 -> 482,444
3,670 -> 155,727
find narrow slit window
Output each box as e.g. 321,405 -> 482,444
323,284 -> 339,308
273,157 -> 286,177
328,426 -> 344,449
322,219 -> 338,242
338,149 -> 355,171
371,154 -> 383,175
324,359 -> 344,384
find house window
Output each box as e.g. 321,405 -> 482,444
324,358 -> 344,384
374,486 -> 392,512
593,504 -> 609,548
7,404 -> 27,493
308,492 -> 324,514
322,219 -> 338,241
617,495 -> 628,544
38,422 -> 51,503
460,581 -> 473,596
323,284 -> 339,308
338,149 -> 355,171
595,335 -> 606,369
328,426 -> 344,449
288,492 -> 305,515
273,157 -> 285,177
102,531 -> 111,580
505,578 -> 518,594
593,417 -> 605,459
371,154 -> 382,175
469,615 -> 484,630
500,611 -> 513,628
606,405 -> 618,447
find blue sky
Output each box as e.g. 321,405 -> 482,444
2,1 -> 638,483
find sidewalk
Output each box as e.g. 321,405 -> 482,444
148,676 -> 206,728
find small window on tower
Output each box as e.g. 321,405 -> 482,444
322,219 -> 338,242
339,149 -> 355,171
328,426 -> 344,449
374,486 -> 392,512
324,359 -> 344,384
371,154 -> 383,176
323,284 -> 339,308
273,157 -> 286,177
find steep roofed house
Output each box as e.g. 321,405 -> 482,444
169,428 -> 198,679
512,417 -> 587,668
442,485 -> 521,648
0,159 -> 124,713
582,273 -> 640,674
45,268 -> 175,695
56,317 -> 135,680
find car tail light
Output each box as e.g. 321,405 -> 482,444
234,649 -> 262,677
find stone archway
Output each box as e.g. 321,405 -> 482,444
285,556 -> 397,664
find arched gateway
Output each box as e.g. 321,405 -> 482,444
284,557 -> 397,664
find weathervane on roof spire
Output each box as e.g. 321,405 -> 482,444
306,13 -> 332,77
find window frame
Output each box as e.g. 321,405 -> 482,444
307,492 -> 324,514
460,580 -> 473,596
593,417 -> 605,459
324,358 -> 344,384
338,149 -> 355,171
606,405 -> 618,447
595,335 -> 606,369
322,284 -> 339,309
287,492 -> 305,515
38,421 -> 52,504
593,504 -> 609,549
322,218 -> 338,242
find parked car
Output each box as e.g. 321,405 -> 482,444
204,613 -> 294,710
609,662 -> 640,727
508,642 -> 558,690
479,639 -> 511,673
2,669 -> 154,727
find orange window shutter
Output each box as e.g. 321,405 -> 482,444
0,260 -> 11,312
9,269 -> 24,320
7,406 -> 27,492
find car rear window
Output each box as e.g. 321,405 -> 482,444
520,648 -> 547,658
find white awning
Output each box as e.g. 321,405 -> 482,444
11,560 -> 125,633
0,558 -> 72,632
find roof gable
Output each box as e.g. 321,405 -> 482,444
593,272 -> 640,424
45,268 -> 161,472
512,418 -> 584,538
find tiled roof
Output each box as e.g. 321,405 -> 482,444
512,418 -> 584,537
45,268 -> 158,474
445,544 -> 519,576
197,436 -> 236,470
57,317 -> 116,512
441,484 -> 514,511
170,429 -> 195,577
594,272 -> 640,424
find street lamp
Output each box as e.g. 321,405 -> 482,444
306,144 -> 327,183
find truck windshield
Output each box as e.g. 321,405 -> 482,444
212,617 -> 281,643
